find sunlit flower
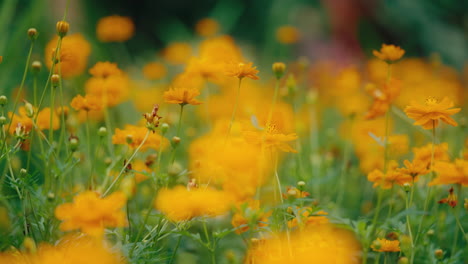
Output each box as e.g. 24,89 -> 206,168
112,125 -> 169,151
225,61 -> 260,80
45,34 -> 91,79
276,25 -> 300,44
429,159 -> 468,186
243,123 -> 298,153
55,191 -> 127,237
195,18 -> 219,37
163,86 -> 202,105
96,15 -> 134,42
70,94 -> 102,112
372,44 -> 405,62
371,238 -> 400,252
404,97 -> 461,129
412,143 -> 450,168
246,224 -> 361,263
155,185 -> 233,222
367,161 -> 412,189
397,159 -> 430,180
142,62 -> 167,80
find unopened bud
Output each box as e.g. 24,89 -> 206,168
27,28 -> 38,40
31,61 -> 42,73
397,257 -> 409,264
434,249 -> 443,260
56,21 -> 69,37
272,62 -> 286,79
69,137 -> 79,152
172,136 -> 181,147
371,239 -> 382,250
0,116 -> 6,125
126,135 -> 133,144
104,157 -> 112,165
297,181 -> 305,187
403,183 -> 411,192
168,162 -> 183,176
426,229 -> 434,236
0,96 -> 6,106
287,189 -> 297,196
20,168 -> 27,176
51,74 -> 60,87
98,127 -> 107,137
161,123 -> 169,134
23,237 -> 36,254
24,102 -> 34,118
47,192 -> 55,201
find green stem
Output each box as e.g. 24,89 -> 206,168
168,235 -> 182,264
406,188 -> 414,264
170,104 -> 184,164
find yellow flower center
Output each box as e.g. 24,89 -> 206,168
425,97 -> 438,106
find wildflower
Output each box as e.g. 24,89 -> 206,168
155,185 -> 233,222
272,62 -> 286,79
142,62 -> 167,80
56,21 -> 69,37
85,63 -> 130,107
397,159 -> 430,180
55,191 -> 127,236
404,97 -> 461,129
163,86 -> 202,105
231,200 -> 271,234
367,160 -> 412,189
142,104 -> 162,132
243,123 -> 298,153
45,33 -> 91,79
96,15 -> 134,42
412,143 -> 450,168
372,44 -> 405,62
89,61 -> 123,78
195,18 -> 219,37
438,187 -> 458,208
287,207 -> 328,229
70,94 -> 102,112
112,125 -> 169,151
429,159 -> 468,186
283,186 -> 309,199
37,107 -> 60,131
246,223 -> 361,263
276,25 -> 300,44
162,42 -> 192,65
365,78 -> 401,119
8,106 -> 60,134
371,238 -> 400,252
225,61 -> 260,80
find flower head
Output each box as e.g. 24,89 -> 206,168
195,18 -> 219,37
225,61 -> 260,80
372,44 -> 405,62
96,15 -> 134,42
429,159 -> 468,186
371,238 -> 400,252
243,123 -> 298,153
70,94 -> 102,112
142,62 -> 167,80
367,161 -> 412,189
404,97 -> 461,129
55,191 -> 127,237
163,86 -> 202,105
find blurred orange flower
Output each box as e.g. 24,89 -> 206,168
404,97 -> 461,129
96,15 -> 134,42
225,61 -> 260,80
372,44 -> 405,62
163,86 -> 202,105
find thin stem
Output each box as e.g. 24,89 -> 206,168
102,129 -> 150,196
85,112 -> 93,189
406,189 -> 414,264
170,104 -> 184,164
168,235 -> 182,264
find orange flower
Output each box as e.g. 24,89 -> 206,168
371,238 -> 400,252
276,25 -> 300,44
429,159 -> 468,186
287,207 -> 328,229
367,161 -> 412,189
163,86 -> 202,105
89,61 -> 123,78
397,159 -> 430,180
195,18 -> 219,37
70,94 -> 102,112
142,62 -> 167,80
243,124 -> 298,153
412,143 -> 450,168
96,15 -> 134,42
372,44 -> 405,62
162,42 -> 192,65
438,187 -> 458,208
365,78 -> 401,119
112,125 -> 169,151
225,61 -> 260,80
404,97 -> 461,129
54,191 -> 127,237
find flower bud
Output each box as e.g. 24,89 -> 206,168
403,182 -> 411,192
434,249 -> 443,260
272,62 -> 286,79
27,28 -> 38,40
0,95 -> 7,106
51,74 -> 60,87
371,239 -> 382,250
23,237 -> 36,254
98,127 -> 107,137
24,102 -> 34,118
297,181 -> 305,187
104,157 -> 112,165
168,162 -> 183,177
161,123 -> 169,134
0,116 -> 6,125
397,257 -> 409,264
31,61 -> 42,73
69,137 -> 79,152
20,168 -> 27,176
126,135 -> 133,144
56,21 -> 69,37
171,136 -> 181,147
426,229 -> 434,236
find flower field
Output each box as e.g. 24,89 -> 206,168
0,1 -> 467,263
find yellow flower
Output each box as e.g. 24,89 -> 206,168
162,42 -> 192,65
112,125 -> 169,151
287,207 -> 328,229
243,123 -> 298,153
55,191 -> 127,237
163,86 -> 202,105
142,62 -> 167,80
155,185 -> 233,221
8,106 -> 60,134
231,200 -> 270,234
412,143 -> 450,168
96,15 -> 134,42
367,161 -> 412,189
397,159 -> 430,180
45,34 -> 91,79
372,44 -> 405,62
429,159 -> 468,186
225,61 -> 260,80
195,18 -> 219,37
70,94 -> 102,112
371,238 -> 400,252
246,224 -> 361,263
404,97 -> 461,129
36,107 -> 60,131
89,61 -> 123,78
365,78 -> 401,119
276,25 -> 300,44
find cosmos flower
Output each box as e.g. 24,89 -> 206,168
404,97 -> 461,129
372,44 -> 405,62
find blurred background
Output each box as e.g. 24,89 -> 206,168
1,0 -> 468,89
